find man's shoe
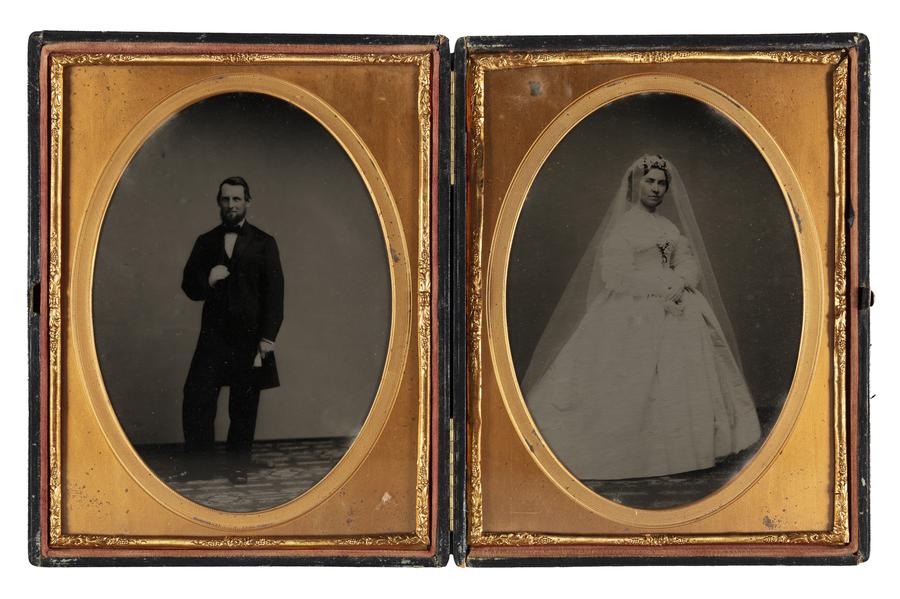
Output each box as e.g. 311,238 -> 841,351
228,468 -> 248,485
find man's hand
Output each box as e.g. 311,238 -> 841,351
208,265 -> 230,286
259,339 -> 275,357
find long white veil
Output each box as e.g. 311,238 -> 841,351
519,153 -> 742,395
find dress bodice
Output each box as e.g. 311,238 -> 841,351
619,207 -> 679,253
632,241 -> 669,274
599,207 -> 685,295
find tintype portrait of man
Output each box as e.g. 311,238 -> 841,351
180,176 -> 284,484
94,92 -> 391,512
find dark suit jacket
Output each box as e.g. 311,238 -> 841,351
182,222 -> 284,386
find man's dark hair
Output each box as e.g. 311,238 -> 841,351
217,176 -> 252,202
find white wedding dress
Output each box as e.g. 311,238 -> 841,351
525,204 -> 761,480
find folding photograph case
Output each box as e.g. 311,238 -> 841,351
27,32 -> 869,566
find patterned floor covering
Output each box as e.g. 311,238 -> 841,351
584,440 -> 764,509
139,437 -> 354,513
141,428 -> 770,512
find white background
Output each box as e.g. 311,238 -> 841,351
2,0 -> 895,595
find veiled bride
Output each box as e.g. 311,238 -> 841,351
522,154 -> 761,480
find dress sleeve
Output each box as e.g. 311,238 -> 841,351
599,233 -> 663,296
671,234 -> 700,289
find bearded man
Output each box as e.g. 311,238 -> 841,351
180,176 -> 284,485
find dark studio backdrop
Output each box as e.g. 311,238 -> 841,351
507,93 -> 804,427
93,92 -> 391,446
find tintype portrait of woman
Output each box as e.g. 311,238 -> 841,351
523,153 -> 761,482
508,92 -> 803,509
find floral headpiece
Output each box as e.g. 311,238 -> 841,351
633,154 -> 671,187
639,154 -> 668,176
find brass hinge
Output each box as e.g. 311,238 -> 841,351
449,67 -> 455,187
449,418 -> 454,531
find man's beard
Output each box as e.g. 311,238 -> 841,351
221,207 -> 246,224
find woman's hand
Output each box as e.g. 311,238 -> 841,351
664,299 -> 685,316
665,286 -> 684,303
660,270 -> 685,302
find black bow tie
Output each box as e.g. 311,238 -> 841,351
223,223 -> 244,234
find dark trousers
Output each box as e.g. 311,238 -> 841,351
182,331 -> 259,466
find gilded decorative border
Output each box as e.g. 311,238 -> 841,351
46,51 -> 433,550
413,52 -> 433,545
49,533 -> 425,549
467,57 -> 488,540
47,59 -> 65,546
468,50 -> 842,72
467,51 -> 850,547
830,57 -> 851,544
48,52 -> 430,66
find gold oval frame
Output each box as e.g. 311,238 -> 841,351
487,74 -> 825,528
71,74 -> 411,531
